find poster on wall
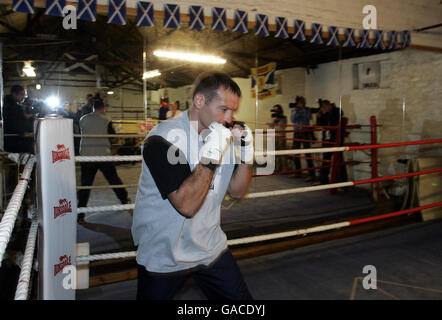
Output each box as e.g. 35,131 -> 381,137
251,62 -> 276,100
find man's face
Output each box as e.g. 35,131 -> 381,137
199,87 -> 240,129
13,90 -> 26,103
322,103 -> 332,113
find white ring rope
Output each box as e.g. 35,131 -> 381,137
0,156 -> 36,267
75,156 -> 142,162
75,221 -> 351,263
77,204 -> 134,214
14,217 -> 38,300
76,184 -> 139,190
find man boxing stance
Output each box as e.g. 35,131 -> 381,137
132,72 -> 254,300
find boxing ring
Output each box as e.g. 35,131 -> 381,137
0,116 -> 441,299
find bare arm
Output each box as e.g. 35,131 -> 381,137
228,164 -> 252,199
168,164 -> 214,218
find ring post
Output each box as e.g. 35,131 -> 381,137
370,116 -> 379,200
36,115 -> 77,300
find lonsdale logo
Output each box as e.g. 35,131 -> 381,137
54,255 -> 72,277
54,198 -> 72,219
52,144 -> 71,163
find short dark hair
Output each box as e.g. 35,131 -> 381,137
93,99 -> 105,110
192,72 -> 241,106
11,85 -> 25,95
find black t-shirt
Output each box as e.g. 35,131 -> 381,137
143,135 -> 191,199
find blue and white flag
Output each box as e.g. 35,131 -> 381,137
108,0 -> 126,25
136,1 -> 154,27
326,26 -> 339,46
212,7 -> 227,31
233,10 -> 248,33
310,23 -> 323,44
189,5 -> 205,30
255,14 -> 269,37
45,0 -> 65,17
343,28 -> 356,47
373,30 -> 385,50
387,31 -> 398,50
64,53 -> 97,73
358,30 -> 371,49
292,20 -> 306,41
400,30 -> 411,47
12,0 -> 34,13
275,17 -> 289,39
78,0 -> 96,22
164,4 -> 180,29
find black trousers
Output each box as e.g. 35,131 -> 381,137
320,152 -> 348,184
136,250 -> 253,300
292,132 -> 314,176
77,162 -> 128,208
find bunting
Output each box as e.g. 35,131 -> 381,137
164,4 -> 180,29
310,23 -> 323,44
293,20 -> 306,41
136,1 -> 154,27
343,28 -> 356,47
232,10 -> 248,33
255,14 -> 269,37
77,0 -> 96,22
45,0 -> 65,17
12,0 -> 34,14
275,17 -> 289,39
326,26 -> 339,46
108,0 -> 126,25
189,6 -> 205,30
212,7 -> 227,31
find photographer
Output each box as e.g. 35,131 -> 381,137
289,96 -> 316,181
269,104 -> 288,172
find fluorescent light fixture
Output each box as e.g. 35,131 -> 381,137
45,96 -> 60,109
107,91 -> 114,95
153,50 -> 226,64
143,69 -> 161,79
23,62 -> 36,77
36,84 -> 41,90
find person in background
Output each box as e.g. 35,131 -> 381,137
289,96 -> 316,181
166,101 -> 182,119
315,99 -> 347,186
158,97 -> 169,120
269,104 -> 288,172
77,99 -> 131,222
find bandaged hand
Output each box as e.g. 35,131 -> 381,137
200,121 -> 233,164
231,121 -> 254,164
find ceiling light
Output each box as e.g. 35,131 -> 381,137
23,62 -> 36,77
107,91 -> 114,95
153,50 -> 226,64
36,84 -> 41,90
143,69 -> 161,79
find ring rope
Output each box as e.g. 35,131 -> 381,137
0,156 -> 36,267
14,217 -> 38,300
77,184 -> 139,190
75,201 -> 442,263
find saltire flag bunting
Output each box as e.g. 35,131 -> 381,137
212,7 -> 227,31
293,20 -> 306,41
136,1 -> 154,27
357,30 -> 371,49
326,26 -> 339,46
275,17 -> 289,39
164,4 -> 180,29
343,28 -> 356,47
45,0 -> 65,17
251,62 -> 276,100
255,14 -> 269,37
63,53 -> 97,73
400,30 -> 411,48
12,0 -> 34,13
77,0 -> 96,22
373,30 -> 385,50
108,0 -> 126,25
387,31 -> 398,50
310,23 -> 323,44
232,10 -> 248,33
189,6 -> 205,30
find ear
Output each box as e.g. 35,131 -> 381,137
193,93 -> 206,110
